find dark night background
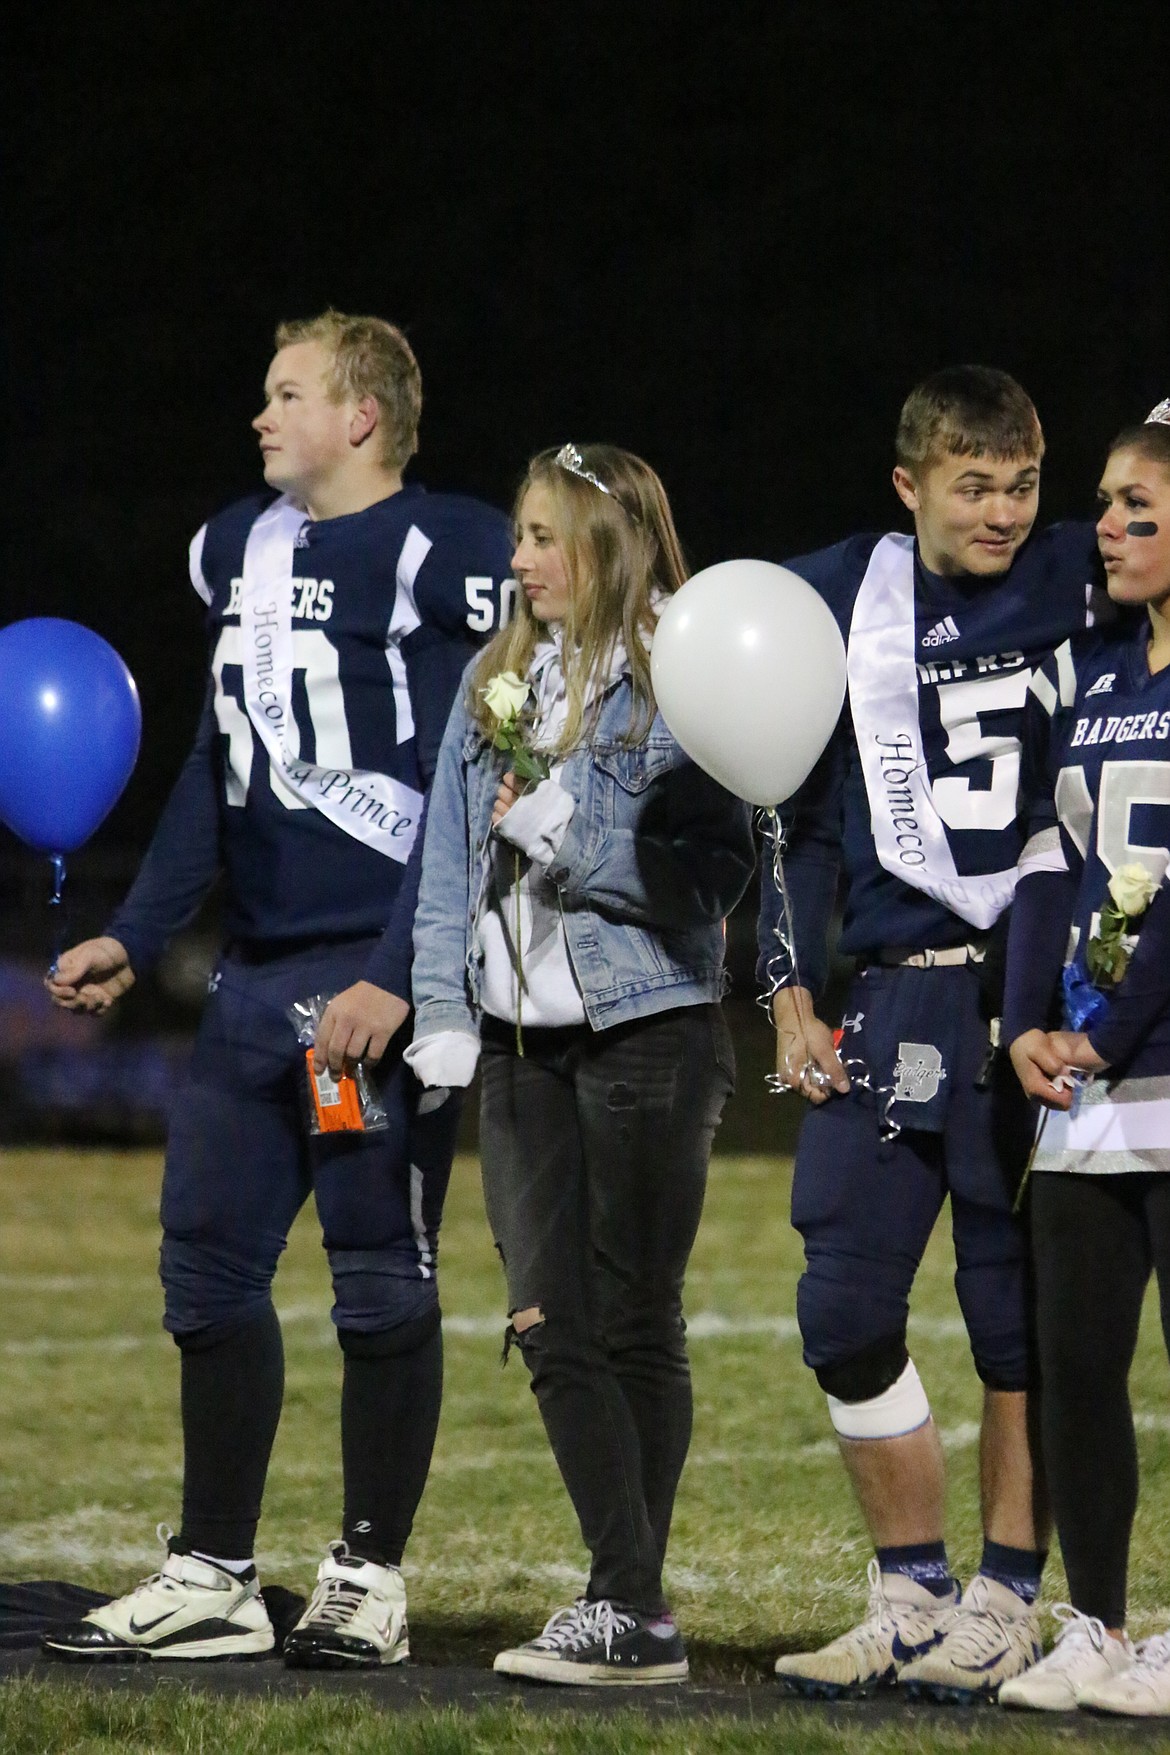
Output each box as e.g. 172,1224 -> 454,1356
2,0 -> 1169,1139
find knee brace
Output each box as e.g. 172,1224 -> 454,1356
328,1245 -> 439,1335
815,1332 -> 931,1441
814,1328 -> 909,1400
337,1305 -> 440,1359
825,1359 -> 931,1442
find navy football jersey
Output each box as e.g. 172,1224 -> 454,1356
109,485 -> 514,981
1016,619 -> 1170,1074
757,523 -> 1103,996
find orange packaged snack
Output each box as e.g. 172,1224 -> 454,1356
305,1050 -> 366,1133
287,993 -> 389,1137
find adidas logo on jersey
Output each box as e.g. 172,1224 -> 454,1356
921,616 -> 960,648
1085,672 -> 1116,696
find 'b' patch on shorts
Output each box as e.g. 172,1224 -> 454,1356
893,1042 -> 947,1104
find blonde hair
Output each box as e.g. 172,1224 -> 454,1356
274,309 -> 422,470
470,445 -> 688,751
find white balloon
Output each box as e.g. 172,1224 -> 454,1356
651,560 -> 847,806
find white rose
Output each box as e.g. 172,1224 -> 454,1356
1107,861 -> 1160,917
481,671 -> 531,722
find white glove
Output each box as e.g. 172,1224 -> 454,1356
404,1030 -> 481,1089
495,778 -> 575,867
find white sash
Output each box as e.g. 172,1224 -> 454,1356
239,497 -> 423,863
847,534 -> 1016,930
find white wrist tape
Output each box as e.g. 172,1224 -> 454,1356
827,1358 -> 931,1441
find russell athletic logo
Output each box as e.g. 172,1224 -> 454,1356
1085,673 -> 1116,697
921,616 -> 961,648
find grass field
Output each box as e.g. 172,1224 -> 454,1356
4,1143 -> 1170,1752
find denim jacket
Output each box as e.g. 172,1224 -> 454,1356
411,665 -> 756,1038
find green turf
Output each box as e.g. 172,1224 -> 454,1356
4,1146 -> 1170,1752
6,1676 -> 1163,1755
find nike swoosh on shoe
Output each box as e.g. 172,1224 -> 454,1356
128,1610 -> 179,1636
891,1630 -> 945,1664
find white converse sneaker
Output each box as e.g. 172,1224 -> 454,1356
999,1605 -> 1134,1711
1079,1629 -> 1170,1716
40,1526 -> 274,1661
899,1573 -> 1041,1702
283,1542 -> 409,1669
774,1558 -> 958,1699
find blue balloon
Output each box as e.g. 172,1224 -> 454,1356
0,618 -> 142,853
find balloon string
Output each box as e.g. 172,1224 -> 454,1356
47,853 -> 68,977
758,807 -> 901,1142
757,808 -> 803,1016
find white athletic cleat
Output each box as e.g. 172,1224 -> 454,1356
899,1573 -> 1041,1702
999,1605 -> 1134,1711
40,1527 -> 274,1661
1078,1629 -> 1170,1716
774,1558 -> 958,1699
494,1598 -> 689,1685
282,1542 -> 409,1669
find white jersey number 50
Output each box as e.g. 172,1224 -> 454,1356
210,625 -> 352,810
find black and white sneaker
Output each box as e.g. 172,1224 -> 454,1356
494,1598 -> 688,1685
40,1528 -> 274,1661
283,1543 -> 409,1669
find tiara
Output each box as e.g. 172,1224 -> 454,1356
556,442 -> 618,497
1146,399 -> 1170,427
553,442 -> 642,524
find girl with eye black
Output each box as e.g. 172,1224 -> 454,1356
1003,403 -> 1170,1716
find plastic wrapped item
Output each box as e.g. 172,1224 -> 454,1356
286,994 -> 389,1135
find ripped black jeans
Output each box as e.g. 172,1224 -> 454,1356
479,1004 -> 735,1613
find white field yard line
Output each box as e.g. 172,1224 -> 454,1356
45,1430 -> 989,1505
8,1514 -> 1170,1630
2,1309 -> 975,1356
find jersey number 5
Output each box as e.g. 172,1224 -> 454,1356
932,670 -> 1031,832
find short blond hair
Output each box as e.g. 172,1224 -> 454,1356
896,365 -> 1044,475
274,309 -> 422,470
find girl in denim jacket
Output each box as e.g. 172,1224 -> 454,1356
407,444 -> 754,1684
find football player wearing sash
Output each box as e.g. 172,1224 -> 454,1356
759,367 -> 1103,1702
42,312 -> 514,1667
1000,407 -> 1170,1716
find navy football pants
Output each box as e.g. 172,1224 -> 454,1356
160,938 -> 460,1339
792,962 -> 1034,1393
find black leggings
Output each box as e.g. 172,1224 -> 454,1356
1031,1173 -> 1170,1626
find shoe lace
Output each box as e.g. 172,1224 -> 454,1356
846,1558 -> 946,1652
121,1524 -> 181,1601
859,1558 -> 894,1636
1045,1603 -> 1108,1667
1132,1632 -> 1170,1676
532,1599 -> 637,1656
936,1577 -> 1020,1662
820,1561 -> 896,1663
306,1576 -> 369,1629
